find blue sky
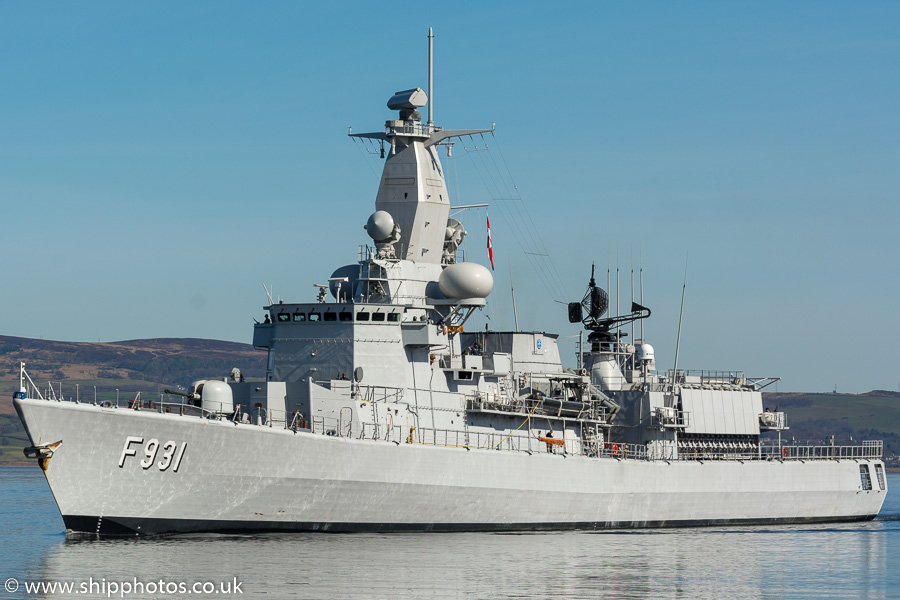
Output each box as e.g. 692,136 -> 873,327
1,2 -> 897,393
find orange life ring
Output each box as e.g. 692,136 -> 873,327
782,447 -> 788,458
612,444 -> 619,456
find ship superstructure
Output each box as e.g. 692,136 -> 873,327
13,30 -> 886,535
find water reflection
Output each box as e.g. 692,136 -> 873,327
3,468 -> 896,600
33,520 -> 893,599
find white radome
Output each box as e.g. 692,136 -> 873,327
365,211 -> 395,241
329,264 -> 359,300
438,262 -> 494,299
637,343 -> 655,363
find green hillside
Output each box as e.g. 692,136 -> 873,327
0,335 -> 266,385
761,391 -> 900,464
766,391 -> 900,432
0,413 -> 30,466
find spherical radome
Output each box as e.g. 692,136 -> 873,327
329,264 -> 359,301
637,343 -> 655,363
365,211 -> 394,241
438,262 -> 494,299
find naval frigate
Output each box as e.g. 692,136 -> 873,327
14,30 -> 886,535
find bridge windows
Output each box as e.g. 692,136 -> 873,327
276,308 -> 402,324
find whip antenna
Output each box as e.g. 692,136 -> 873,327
427,27 -> 434,128
672,254 -> 688,389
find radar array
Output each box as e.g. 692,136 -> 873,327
568,263 -> 650,343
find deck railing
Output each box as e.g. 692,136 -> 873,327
17,379 -> 883,463
676,441 -> 884,462
765,441 -> 883,460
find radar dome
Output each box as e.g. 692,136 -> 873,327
438,262 -> 494,299
636,343 -> 655,364
329,265 -> 359,302
365,211 -> 395,241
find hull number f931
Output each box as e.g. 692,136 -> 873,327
118,436 -> 187,472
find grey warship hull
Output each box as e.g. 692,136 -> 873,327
15,396 -> 884,536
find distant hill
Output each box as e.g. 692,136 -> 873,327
0,334 -> 265,395
761,391 -> 900,462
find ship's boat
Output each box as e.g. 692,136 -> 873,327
13,29 -> 886,536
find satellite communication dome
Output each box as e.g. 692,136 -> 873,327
636,343 -> 655,364
329,264 -> 359,301
365,211 -> 395,241
438,262 -> 494,299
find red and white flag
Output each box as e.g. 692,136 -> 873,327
487,214 -> 494,270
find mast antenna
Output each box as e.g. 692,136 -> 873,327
672,254 -> 688,390
639,245 -> 644,341
427,27 -> 434,128
509,258 -> 519,331
630,251 -> 635,346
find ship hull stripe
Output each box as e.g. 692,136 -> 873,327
63,513 -> 879,537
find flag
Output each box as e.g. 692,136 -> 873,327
487,214 -> 494,270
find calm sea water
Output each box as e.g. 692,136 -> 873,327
0,468 -> 897,600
